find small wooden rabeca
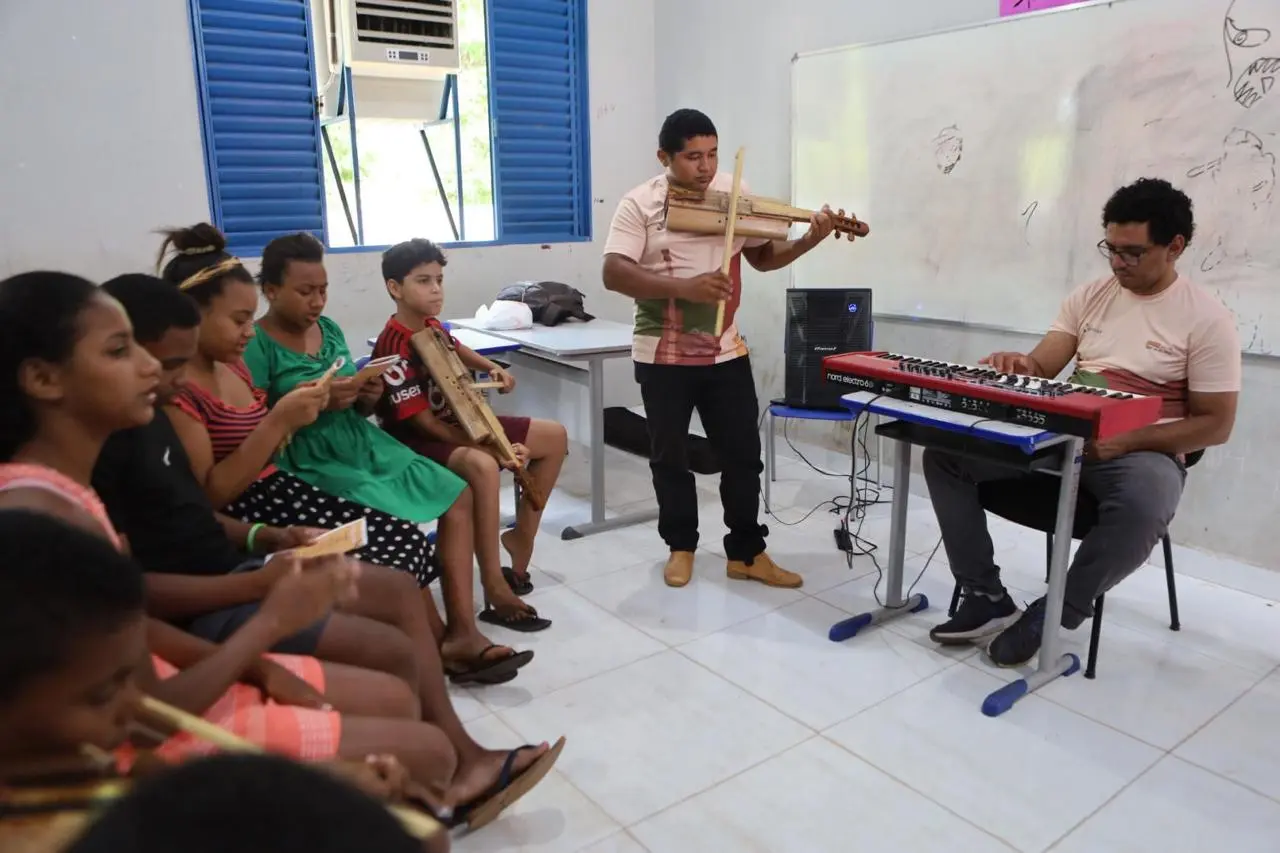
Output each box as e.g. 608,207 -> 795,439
410,327 -> 546,511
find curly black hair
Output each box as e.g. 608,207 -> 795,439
1102,178 -> 1195,247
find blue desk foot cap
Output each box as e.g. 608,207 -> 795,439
1063,652 -> 1081,678
560,528 -> 584,541
910,594 -> 929,614
828,613 -> 873,642
982,679 -> 1028,717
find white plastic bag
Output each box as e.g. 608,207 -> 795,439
474,300 -> 533,330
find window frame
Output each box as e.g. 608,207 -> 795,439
187,0 -> 592,255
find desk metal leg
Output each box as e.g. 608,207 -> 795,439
764,410 -> 776,511
829,438 -> 928,641
561,355 -> 659,540
981,437 -> 1084,717
875,427 -> 884,489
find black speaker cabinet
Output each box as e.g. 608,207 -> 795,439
783,288 -> 873,410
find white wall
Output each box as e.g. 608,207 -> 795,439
0,0 -> 655,444
654,0 -> 1279,569
0,0 -> 212,275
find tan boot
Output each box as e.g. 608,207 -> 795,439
726,552 -> 803,589
663,551 -> 695,587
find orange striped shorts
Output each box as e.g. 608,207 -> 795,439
118,654 -> 342,769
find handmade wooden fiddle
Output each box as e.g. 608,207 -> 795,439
663,148 -> 869,335
663,185 -> 870,242
0,697 -> 443,852
410,327 -> 545,510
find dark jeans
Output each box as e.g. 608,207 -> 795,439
922,448 -> 1186,627
635,356 -> 767,562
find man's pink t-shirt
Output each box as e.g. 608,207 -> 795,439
1050,274 -> 1241,422
603,171 -> 770,366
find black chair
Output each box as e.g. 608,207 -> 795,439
947,450 -> 1202,679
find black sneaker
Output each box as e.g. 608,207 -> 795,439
987,597 -> 1046,667
929,589 -> 1019,646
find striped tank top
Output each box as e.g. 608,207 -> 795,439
171,360 -> 277,475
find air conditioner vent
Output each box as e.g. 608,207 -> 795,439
355,0 -> 455,49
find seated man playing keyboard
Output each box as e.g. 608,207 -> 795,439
924,178 -> 1241,666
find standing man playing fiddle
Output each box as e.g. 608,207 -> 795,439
602,108 -> 850,588
925,178 -> 1241,666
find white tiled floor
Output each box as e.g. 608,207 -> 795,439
450,442 -> 1280,853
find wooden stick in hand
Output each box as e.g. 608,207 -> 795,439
713,147 -> 746,338
136,695 -> 441,840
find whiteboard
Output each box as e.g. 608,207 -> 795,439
790,0 -> 1280,355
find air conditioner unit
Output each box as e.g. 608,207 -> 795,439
312,0 -> 460,122
344,0 -> 459,80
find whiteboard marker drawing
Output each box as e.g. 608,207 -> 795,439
1021,201 -> 1039,245
1223,0 -> 1278,109
1186,128 -> 1275,271
933,125 -> 963,174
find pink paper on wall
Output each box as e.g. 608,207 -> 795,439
1000,0 -> 1091,15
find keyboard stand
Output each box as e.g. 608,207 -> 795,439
830,392 -> 1083,718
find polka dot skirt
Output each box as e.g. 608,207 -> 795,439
226,470 -> 439,587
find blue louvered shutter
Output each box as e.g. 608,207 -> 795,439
188,0 -> 326,257
486,0 -> 591,243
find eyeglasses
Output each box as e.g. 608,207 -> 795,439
1097,240 -> 1153,266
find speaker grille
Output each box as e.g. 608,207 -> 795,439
783,289 -> 872,409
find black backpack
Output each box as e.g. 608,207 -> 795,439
495,281 -> 595,326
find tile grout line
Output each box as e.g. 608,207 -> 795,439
1039,751 -> 1168,853
812,667 -> 1025,853
1155,660 -> 1280,807
566,828 -> 654,853
617,733 -> 830,835
1020,639 -> 1276,756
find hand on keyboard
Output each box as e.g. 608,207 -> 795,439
980,351 -> 1038,376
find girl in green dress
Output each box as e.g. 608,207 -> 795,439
236,233 -> 526,680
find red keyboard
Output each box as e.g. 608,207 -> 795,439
822,352 -> 1163,440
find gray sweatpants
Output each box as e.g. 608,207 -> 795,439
922,448 -> 1186,628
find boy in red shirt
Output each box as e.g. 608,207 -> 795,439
372,239 -> 567,632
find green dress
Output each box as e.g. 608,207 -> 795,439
243,315 -> 465,523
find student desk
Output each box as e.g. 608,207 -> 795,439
447,318 -> 652,540
833,391 -> 1084,717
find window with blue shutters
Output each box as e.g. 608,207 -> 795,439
188,0 -> 326,257
187,0 -> 589,251
486,0 -> 591,243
